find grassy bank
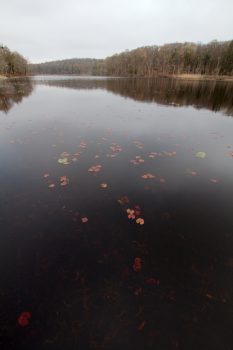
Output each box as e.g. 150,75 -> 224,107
0,75 -> 7,80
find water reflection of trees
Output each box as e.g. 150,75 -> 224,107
36,77 -> 233,116
0,78 -> 33,113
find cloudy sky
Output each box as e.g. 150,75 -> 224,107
1,0 -> 233,63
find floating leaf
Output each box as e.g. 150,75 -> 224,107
163,151 -> 176,157
195,151 -> 206,159
134,287 -> 142,296
130,156 -> 145,165
136,218 -> 145,225
127,208 -> 135,219
60,175 -> 69,186
100,183 -> 108,188
186,169 -> 197,176
206,293 -> 217,300
118,196 -> 130,205
81,217 -> 88,223
141,173 -> 155,179
133,140 -> 144,149
48,183 -> 55,188
58,157 -> 70,165
80,141 -> 87,149
134,205 -> 141,217
88,165 -> 102,173
18,311 -> 31,327
133,257 -> 142,272
126,208 -> 135,219
60,151 -> 70,157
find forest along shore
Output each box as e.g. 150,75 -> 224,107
1,74 -> 233,82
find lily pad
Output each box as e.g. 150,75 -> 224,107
195,151 -> 206,159
58,157 -> 69,165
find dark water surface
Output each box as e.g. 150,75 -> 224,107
0,76 -> 233,350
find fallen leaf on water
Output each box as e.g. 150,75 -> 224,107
18,311 -> 31,327
43,173 -> 50,178
127,209 -> 135,219
186,169 -> 197,176
81,217 -> 88,223
136,218 -> 145,225
134,287 -> 142,296
110,144 -> 122,153
88,165 -> 102,173
130,156 -> 145,165
60,175 -> 69,186
118,196 -> 130,205
80,141 -> 87,149
195,151 -> 206,159
71,157 -> 78,162
133,257 -> 142,272
60,151 -> 70,157
141,173 -> 155,179
106,154 -> 117,158
48,184 -> 55,188
149,152 -> 157,158
163,151 -> 177,157
206,293 -> 217,300
133,140 -> 144,149
134,205 -> 141,217
73,151 -> 82,156
100,183 -> 108,188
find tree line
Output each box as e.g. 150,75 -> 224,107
104,40 -> 233,76
2,40 -> 232,77
30,58 -> 105,75
30,40 -> 233,77
0,45 -> 28,76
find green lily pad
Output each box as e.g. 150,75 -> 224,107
195,151 -> 206,159
58,157 -> 69,165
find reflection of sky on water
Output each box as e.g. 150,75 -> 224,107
1,76 -> 233,115
1,82 -> 233,202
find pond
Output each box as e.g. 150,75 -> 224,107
0,76 -> 233,350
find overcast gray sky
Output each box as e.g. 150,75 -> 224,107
1,0 -> 233,63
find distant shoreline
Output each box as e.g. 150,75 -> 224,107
1,73 -> 233,82
31,73 -> 233,82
